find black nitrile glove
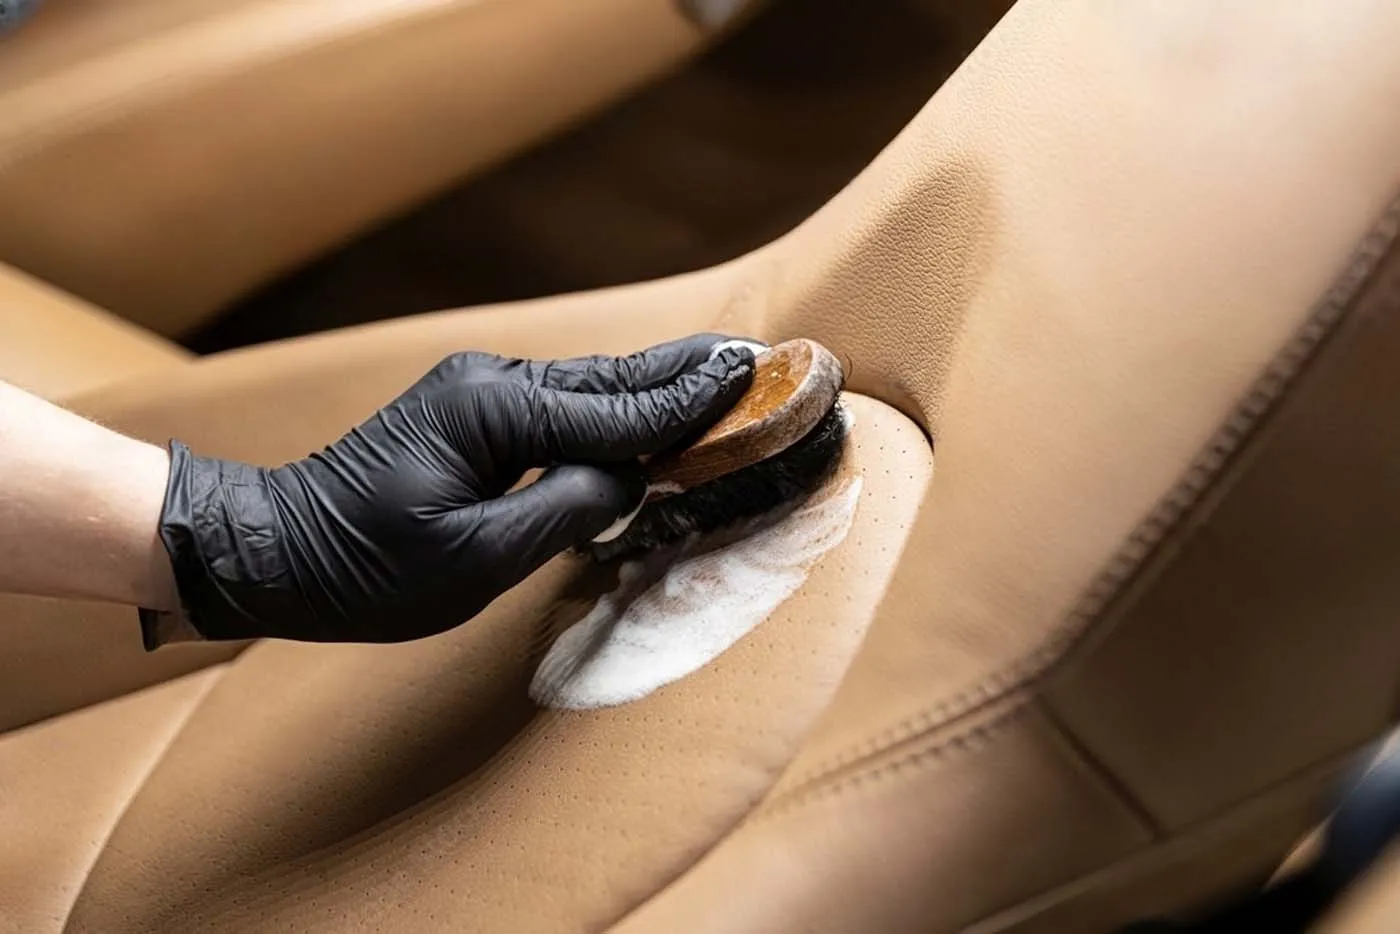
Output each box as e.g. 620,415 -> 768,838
139,334 -> 757,648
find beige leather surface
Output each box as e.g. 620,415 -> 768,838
59,388 -> 927,932
0,591 -> 245,736
8,0 -> 1400,930
0,260 -> 189,401
0,667 -> 224,934
0,0 -> 706,336
616,0 -> 1400,930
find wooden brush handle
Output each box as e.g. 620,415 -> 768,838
644,339 -> 844,492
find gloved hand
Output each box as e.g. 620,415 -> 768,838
139,334 -> 756,648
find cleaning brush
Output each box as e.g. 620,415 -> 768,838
582,338 -> 848,562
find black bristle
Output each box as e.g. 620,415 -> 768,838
581,402 -> 849,562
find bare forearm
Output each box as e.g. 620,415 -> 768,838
0,381 -> 178,610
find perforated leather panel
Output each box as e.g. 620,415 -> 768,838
0,668 -> 224,933
63,395 -> 931,933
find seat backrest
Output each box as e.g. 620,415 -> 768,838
0,0 -> 720,337
616,0 -> 1400,929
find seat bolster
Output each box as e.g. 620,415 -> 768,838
0,261 -> 190,402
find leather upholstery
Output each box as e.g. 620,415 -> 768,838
616,1 -> 1400,929
0,0 -> 710,337
0,667 -> 225,933
5,0 -> 1400,931
2,283 -> 931,930
0,260 -> 189,401
61,392 -> 927,933
0,588 -> 245,737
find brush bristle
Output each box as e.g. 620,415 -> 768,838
580,402 -> 848,562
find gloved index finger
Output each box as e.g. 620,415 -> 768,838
524,347 -> 756,463
451,464 -> 645,590
530,333 -> 743,394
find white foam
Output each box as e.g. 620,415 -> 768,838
709,339 -> 770,360
590,497 -> 646,544
531,478 -> 863,710
589,481 -> 688,544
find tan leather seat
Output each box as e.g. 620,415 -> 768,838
0,0 -> 733,338
5,0 -> 1400,930
0,260 -> 189,401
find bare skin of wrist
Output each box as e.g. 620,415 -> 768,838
0,380 -> 179,612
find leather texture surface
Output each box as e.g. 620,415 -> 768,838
616,0 -> 1400,930
60,389 -> 928,933
6,0 -> 1400,931
0,0 -> 705,336
0,667 -> 224,934
0,590 -> 245,736
0,260 -> 189,401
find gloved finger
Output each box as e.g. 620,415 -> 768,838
529,333 -> 757,394
454,465 -> 646,587
522,346 -> 756,463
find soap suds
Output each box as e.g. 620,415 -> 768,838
590,497 -> 646,544
531,478 -> 863,710
709,339 -> 770,360
589,481 -> 690,544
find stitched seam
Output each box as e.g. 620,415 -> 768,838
775,195 -> 1400,802
1036,697 -> 1163,837
968,742 -> 1365,933
57,663 -> 231,930
756,701 -> 1033,820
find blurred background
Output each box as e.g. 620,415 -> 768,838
186,0 -> 1010,351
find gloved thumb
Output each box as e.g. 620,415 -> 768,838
460,464 -> 645,585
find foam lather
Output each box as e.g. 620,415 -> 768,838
536,477 -> 863,709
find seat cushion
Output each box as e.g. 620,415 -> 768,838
0,0 -> 709,336
0,667 -> 225,934
54,393 -> 929,933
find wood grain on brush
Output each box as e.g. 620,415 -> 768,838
644,339 -> 845,493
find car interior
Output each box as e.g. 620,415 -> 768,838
3,0 -> 1400,931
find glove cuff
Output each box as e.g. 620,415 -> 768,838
138,441 -> 297,649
